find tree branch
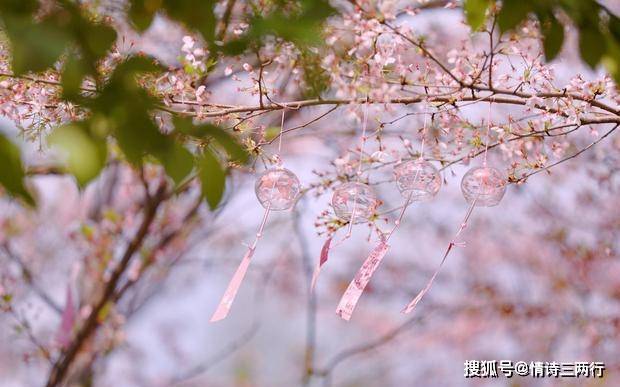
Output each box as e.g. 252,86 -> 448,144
2,243 -> 62,314
45,182 -> 168,387
516,124 -> 620,182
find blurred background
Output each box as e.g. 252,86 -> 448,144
1,1 -> 619,386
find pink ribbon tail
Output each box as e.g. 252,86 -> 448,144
210,247 -> 256,322
401,244 -> 452,314
336,242 -> 390,321
55,284 -> 76,348
402,200 -> 477,314
311,237 -> 332,291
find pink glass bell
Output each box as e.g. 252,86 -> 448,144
332,182 -> 377,223
460,166 -> 506,207
255,168 -> 301,210
393,159 -> 441,201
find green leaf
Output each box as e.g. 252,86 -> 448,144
609,14 -> 620,42
81,23 -> 117,61
264,126 -> 280,141
156,143 -> 194,185
0,0 -> 38,15
464,0 -> 490,31
579,26 -> 606,68
61,55 -> 87,101
498,0 -> 531,32
49,123 -> 107,187
108,56 -> 163,82
222,0 -> 336,54
173,117 -> 248,163
129,0 -> 217,45
538,12 -> 564,61
0,132 -> 34,205
1,16 -> 69,75
300,50 -> 329,98
221,38 -> 251,56
602,34 -> 620,83
198,149 -> 226,210
163,0 -> 217,46
112,111 -> 164,164
128,0 -> 159,32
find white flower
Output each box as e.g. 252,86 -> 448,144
526,96 -> 544,108
195,85 -> 206,99
371,151 -> 389,162
182,36 -> 194,52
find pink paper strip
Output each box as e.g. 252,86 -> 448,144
402,200 -> 477,314
55,285 -> 76,348
336,242 -> 390,321
401,244 -> 452,314
210,247 -> 256,322
311,237 -> 332,291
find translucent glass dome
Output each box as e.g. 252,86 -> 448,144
460,166 -> 506,207
393,159 -> 441,201
332,182 -> 377,223
254,168 -> 301,210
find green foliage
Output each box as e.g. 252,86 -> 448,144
299,50 -> 331,98
463,0 -> 620,82
61,54 -> 88,101
496,0 -> 529,32
464,0 -> 491,31
218,0 -> 336,97
49,123 -> 107,187
537,11 -> 564,61
198,149 -> 226,210
129,0 -> 217,48
1,16 -> 69,75
0,132 -> 34,206
221,0 -> 336,54
173,117 -> 248,163
0,0 -> 116,77
0,1 -> 346,209
63,56 -> 196,186
578,26 -> 606,68
128,0 -> 159,32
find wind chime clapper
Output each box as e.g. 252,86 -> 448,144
210,112 -> 301,323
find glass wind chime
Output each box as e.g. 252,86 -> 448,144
330,103 -> 444,321
310,103 -> 377,291
210,110 -> 300,322
211,100 -> 508,322
401,101 -> 507,315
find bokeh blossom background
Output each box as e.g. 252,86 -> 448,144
1,1 -> 619,386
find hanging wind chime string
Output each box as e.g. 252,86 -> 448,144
483,99 -> 492,167
402,99 -> 496,315
337,99 -> 371,245
210,109 -> 288,322
336,102 -> 434,320
384,102 -> 430,240
401,198 -> 476,313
